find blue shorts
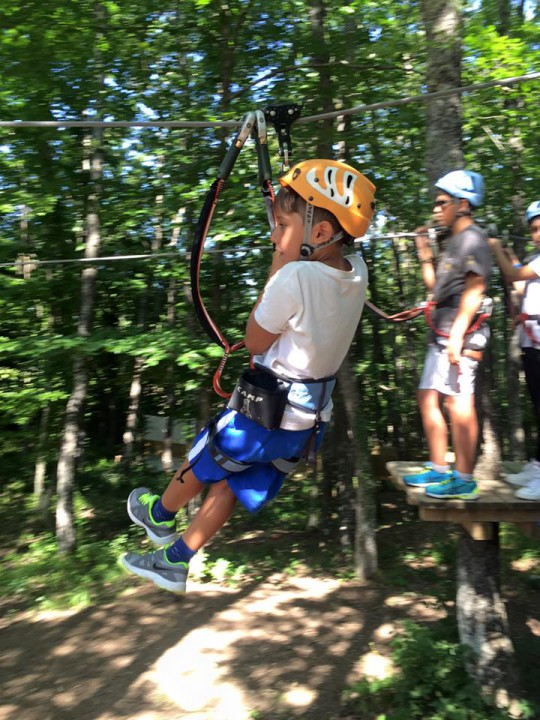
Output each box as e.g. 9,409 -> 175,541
187,409 -> 326,514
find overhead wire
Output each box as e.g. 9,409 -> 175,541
1,70 -> 538,272
0,72 -> 538,129
0,246 -> 268,270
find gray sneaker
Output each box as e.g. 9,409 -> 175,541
121,548 -> 189,593
127,487 -> 177,546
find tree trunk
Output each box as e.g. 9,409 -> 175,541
161,278 -> 178,474
420,0 -> 464,184
506,329 -> 525,460
122,356 -> 145,463
122,156 -> 168,465
33,403 -> 51,520
421,1 -> 515,698
55,126 -> 102,554
474,356 -> 502,479
456,526 -> 521,711
309,0 -> 333,158
338,356 -> 378,580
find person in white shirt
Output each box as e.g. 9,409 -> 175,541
120,159 -> 376,592
489,200 -> 540,500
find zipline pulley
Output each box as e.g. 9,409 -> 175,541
264,103 -> 302,172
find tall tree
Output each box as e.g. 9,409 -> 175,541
420,0 -> 463,183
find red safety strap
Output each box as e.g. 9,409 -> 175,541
423,300 -> 490,338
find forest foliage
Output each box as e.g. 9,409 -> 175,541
1,0 -> 539,552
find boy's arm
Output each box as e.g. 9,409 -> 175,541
488,237 -> 537,288
447,273 -> 486,365
244,252 -> 287,355
415,227 -> 436,291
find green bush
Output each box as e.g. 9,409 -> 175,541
343,621 -> 536,720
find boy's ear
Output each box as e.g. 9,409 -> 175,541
313,220 -> 334,241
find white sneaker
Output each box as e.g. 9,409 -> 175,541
504,461 -> 540,487
515,476 -> 540,501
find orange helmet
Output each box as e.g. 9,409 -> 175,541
279,159 -> 376,238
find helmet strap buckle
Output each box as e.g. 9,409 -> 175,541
300,201 -> 344,260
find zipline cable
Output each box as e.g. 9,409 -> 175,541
297,71 -> 540,124
0,247 -> 266,269
0,230 -> 441,269
1,72 -> 538,129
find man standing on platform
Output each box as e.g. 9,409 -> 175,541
403,170 -> 492,500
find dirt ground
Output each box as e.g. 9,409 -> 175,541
1,493 -> 539,720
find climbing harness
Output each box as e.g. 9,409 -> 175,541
189,104 -> 301,398
228,364 -> 335,431
175,365 -> 333,483
516,313 -> 540,347
423,296 -> 493,338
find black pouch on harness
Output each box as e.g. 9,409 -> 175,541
228,368 -> 290,430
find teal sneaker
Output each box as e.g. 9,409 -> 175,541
403,466 -> 452,487
127,487 -> 177,546
121,548 -> 188,593
425,474 -> 479,500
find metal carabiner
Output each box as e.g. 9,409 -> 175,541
217,111 -> 257,181
253,109 -> 275,231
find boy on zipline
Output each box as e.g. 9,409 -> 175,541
489,201 -> 540,500
121,159 -> 376,592
403,170 -> 492,500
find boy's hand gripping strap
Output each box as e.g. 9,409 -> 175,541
189,111 -> 278,398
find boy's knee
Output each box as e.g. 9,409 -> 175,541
208,479 -> 237,502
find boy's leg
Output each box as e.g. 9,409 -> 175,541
182,479 -> 238,551
162,460 -> 207,511
426,384 -> 479,500
446,393 -> 477,475
121,479 -> 237,593
403,388 -> 452,486
126,460 -> 205,545
417,388 -> 448,466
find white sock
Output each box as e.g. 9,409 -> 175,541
432,463 -> 448,474
455,471 -> 473,482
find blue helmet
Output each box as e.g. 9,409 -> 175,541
525,201 -> 540,224
434,170 -> 484,208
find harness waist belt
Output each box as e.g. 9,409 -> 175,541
255,363 -> 336,413
287,378 -> 336,413
229,365 -> 336,430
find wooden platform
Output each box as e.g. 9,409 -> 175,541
386,460 -> 540,539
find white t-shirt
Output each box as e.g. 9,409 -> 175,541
253,253 -> 368,429
520,254 -> 540,348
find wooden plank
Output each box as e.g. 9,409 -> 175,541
387,460 -> 540,524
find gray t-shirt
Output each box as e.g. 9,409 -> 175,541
430,223 -> 492,348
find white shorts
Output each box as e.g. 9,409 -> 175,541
419,344 -> 479,397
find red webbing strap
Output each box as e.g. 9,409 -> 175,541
364,299 -> 424,323
189,110 -> 279,399
423,300 -> 490,338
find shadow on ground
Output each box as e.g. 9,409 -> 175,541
1,490 -> 539,720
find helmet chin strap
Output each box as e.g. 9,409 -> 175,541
299,203 -> 344,260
